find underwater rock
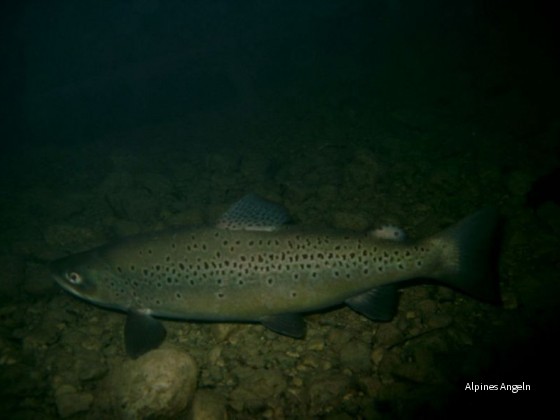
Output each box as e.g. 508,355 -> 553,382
506,170 -> 533,202
105,187 -> 162,223
105,348 -> 198,419
24,262 -> 55,296
99,171 -> 174,223
44,224 -> 105,249
188,389 -> 228,420
536,202 -> 560,233
229,368 -> 287,412
526,166 -> 560,208
307,372 -> 351,413
340,340 -> 371,372
331,211 -> 370,231
0,255 -> 24,301
55,384 -> 94,418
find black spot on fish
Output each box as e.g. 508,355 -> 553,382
176,293 -> 182,299
238,280 -> 244,285
167,277 -> 172,284
117,266 -> 122,273
130,265 -> 136,271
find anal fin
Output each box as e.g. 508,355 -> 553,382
125,310 -> 167,359
345,285 -> 399,322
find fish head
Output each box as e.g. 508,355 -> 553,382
50,249 -> 128,310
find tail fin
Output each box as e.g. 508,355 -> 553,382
432,208 -> 501,304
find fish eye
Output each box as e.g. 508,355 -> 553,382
66,272 -> 83,285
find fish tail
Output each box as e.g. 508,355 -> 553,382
431,208 -> 501,303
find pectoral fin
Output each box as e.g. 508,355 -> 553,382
124,310 -> 167,359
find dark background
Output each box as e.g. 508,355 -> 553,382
1,0 -> 558,153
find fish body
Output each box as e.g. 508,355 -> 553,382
51,194 -> 500,357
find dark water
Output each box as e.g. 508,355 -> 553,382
1,1 -> 557,418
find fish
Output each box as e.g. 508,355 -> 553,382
50,194 -> 500,358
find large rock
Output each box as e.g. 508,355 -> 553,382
55,384 -> 94,418
105,348 -> 198,419
188,389 -> 228,420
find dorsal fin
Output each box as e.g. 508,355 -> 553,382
216,194 -> 290,232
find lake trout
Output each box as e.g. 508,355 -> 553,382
51,194 -> 500,358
